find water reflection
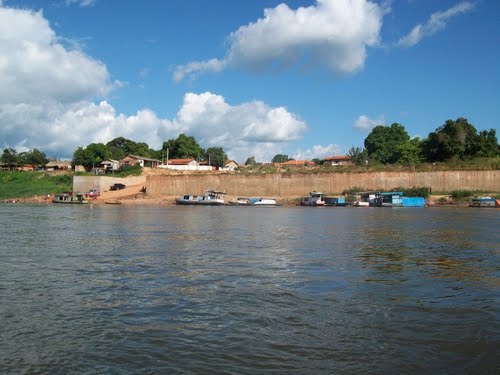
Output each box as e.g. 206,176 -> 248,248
0,204 -> 498,373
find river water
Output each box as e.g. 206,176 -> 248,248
0,204 -> 498,374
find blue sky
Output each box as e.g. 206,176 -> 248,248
0,0 -> 498,162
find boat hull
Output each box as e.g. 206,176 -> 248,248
175,198 -> 224,205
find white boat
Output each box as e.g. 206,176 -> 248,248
52,193 -> 89,204
175,190 -> 226,205
230,197 -> 278,206
300,191 -> 326,206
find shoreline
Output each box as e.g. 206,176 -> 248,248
2,194 -> 471,207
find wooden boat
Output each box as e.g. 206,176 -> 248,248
469,197 -> 500,208
175,190 -> 226,205
300,192 -> 347,206
230,197 -> 278,206
52,193 -> 88,204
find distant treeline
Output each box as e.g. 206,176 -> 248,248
1,117 -> 498,170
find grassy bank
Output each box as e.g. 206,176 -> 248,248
0,171 -> 72,199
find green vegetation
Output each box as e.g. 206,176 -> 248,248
0,171 -> 72,199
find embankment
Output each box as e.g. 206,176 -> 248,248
145,170 -> 499,197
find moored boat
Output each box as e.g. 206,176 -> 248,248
469,197 -> 500,208
175,190 -> 226,205
230,197 -> 278,206
300,191 -> 346,206
300,191 -> 326,206
52,193 -> 88,204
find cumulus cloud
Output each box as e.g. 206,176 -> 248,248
354,114 -> 385,131
0,4 -> 307,163
1,93 -> 307,162
0,5 -> 113,105
397,1 -> 475,47
173,0 -> 383,81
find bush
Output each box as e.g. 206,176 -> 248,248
394,186 -> 431,198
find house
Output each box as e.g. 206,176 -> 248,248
120,155 -> 161,168
323,155 -> 352,166
46,161 -> 72,171
159,158 -> 214,171
166,158 -> 198,167
221,160 -> 239,171
16,164 -> 35,172
100,159 -> 120,173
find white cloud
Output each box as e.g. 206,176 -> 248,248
173,0 -> 383,81
0,4 -> 307,163
0,5 -> 113,105
293,144 -> 342,160
354,114 -> 385,131
173,58 -> 226,83
397,1 -> 475,47
65,0 -> 97,7
0,93 -> 307,163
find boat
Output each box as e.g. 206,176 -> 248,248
300,191 -> 326,206
300,191 -> 347,206
469,197 -> 500,208
354,191 -> 425,207
104,201 -> 122,205
52,193 -> 88,204
230,197 -> 278,206
175,190 -> 226,205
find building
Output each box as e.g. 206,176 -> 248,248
221,160 -> 239,171
120,155 -> 162,168
100,159 -> 120,173
46,161 -> 72,171
323,155 -> 352,166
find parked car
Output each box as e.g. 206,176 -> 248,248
110,183 -> 126,191
85,189 -> 100,198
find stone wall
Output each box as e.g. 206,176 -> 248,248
146,170 -> 499,197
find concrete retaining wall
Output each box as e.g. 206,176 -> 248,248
146,170 -> 499,197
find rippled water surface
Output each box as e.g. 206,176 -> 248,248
1,204 -> 498,374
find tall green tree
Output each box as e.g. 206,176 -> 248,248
162,134 -> 204,159
106,137 -> 151,160
394,138 -> 423,165
205,147 -> 227,168
364,123 -> 410,164
476,129 -> 499,157
348,146 -> 367,165
18,148 -> 49,167
272,154 -> 290,163
244,156 -> 258,166
422,118 -> 482,162
1,148 -> 18,169
72,143 -> 111,169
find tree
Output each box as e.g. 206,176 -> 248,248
476,129 -> 499,157
72,143 -> 111,169
422,118 -> 481,162
18,148 -> 49,167
312,158 -> 323,165
106,137 -> 151,160
348,146 -> 367,165
205,147 -> 227,168
245,156 -> 258,166
1,148 -> 18,169
272,154 -> 290,163
364,123 -> 410,164
394,138 -> 423,165
162,134 -> 204,160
